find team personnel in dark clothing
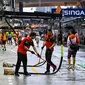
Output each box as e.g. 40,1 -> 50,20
15,32 -> 41,76
42,30 -> 56,74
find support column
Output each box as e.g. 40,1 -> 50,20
11,0 -> 15,11
19,2 -> 23,12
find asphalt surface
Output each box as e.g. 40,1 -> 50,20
0,40 -> 85,85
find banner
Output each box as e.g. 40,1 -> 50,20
51,8 -> 85,17
62,8 -> 85,17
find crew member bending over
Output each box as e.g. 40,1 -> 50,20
15,32 -> 41,76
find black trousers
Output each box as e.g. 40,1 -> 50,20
45,49 -> 56,72
15,52 -> 27,73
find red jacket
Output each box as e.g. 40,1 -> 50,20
45,34 -> 54,51
18,36 -> 33,55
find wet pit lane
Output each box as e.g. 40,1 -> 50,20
0,40 -> 85,85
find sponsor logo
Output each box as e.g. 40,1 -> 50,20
62,8 -> 85,17
51,6 -> 62,14
52,7 -> 85,17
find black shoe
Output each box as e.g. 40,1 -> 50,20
45,71 -> 50,74
15,73 -> 19,76
53,66 -> 57,72
24,72 -> 31,76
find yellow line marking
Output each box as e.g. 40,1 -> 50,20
30,67 -> 40,75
